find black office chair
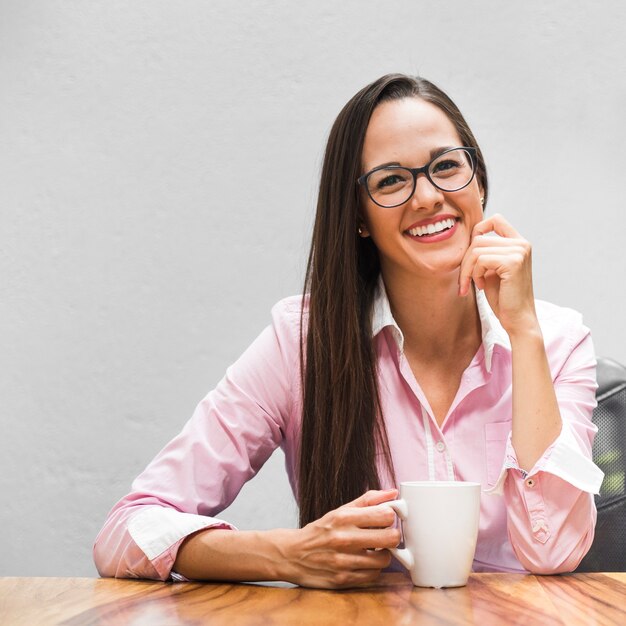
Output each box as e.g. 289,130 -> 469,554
576,356 -> 626,572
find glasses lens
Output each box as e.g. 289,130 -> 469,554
429,148 -> 475,192
366,168 -> 414,208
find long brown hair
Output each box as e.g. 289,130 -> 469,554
298,74 -> 488,527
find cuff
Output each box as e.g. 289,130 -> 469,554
485,420 -> 604,496
128,506 -> 236,563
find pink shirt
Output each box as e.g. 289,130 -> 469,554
93,284 -> 604,580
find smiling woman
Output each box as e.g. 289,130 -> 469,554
358,97 -> 485,283
94,74 -> 604,588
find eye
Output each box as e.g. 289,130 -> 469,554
369,168 -> 411,192
432,158 -> 462,175
377,174 -> 404,189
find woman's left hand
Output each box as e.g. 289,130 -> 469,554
458,213 -> 539,337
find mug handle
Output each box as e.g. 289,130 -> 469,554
386,499 -> 414,571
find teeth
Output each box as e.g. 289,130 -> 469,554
408,218 -> 455,237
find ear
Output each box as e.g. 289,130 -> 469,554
356,209 -> 371,237
477,187 -> 485,210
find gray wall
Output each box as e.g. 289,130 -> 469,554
1,1 -> 625,576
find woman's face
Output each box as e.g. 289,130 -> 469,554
360,97 -> 484,284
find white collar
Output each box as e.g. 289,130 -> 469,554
371,275 -> 511,373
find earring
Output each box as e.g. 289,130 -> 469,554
358,227 -> 363,235
480,197 -> 484,206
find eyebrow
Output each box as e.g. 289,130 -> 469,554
366,145 -> 458,171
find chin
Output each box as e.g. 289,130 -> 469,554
424,247 -> 466,267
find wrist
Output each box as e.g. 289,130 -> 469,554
258,528 -> 300,582
507,319 -> 543,344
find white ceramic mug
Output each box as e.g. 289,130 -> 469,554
387,481 -> 481,588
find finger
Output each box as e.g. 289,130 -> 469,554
459,245 -> 528,296
332,527 -> 401,551
332,547 -> 393,571
466,246 -> 529,263
458,240 -> 497,297
472,251 -> 526,278
458,243 -> 477,296
344,489 -> 398,508
358,528 -> 402,550
473,269 -> 498,291
330,505 -> 397,530
460,215 -> 525,296
469,235 -> 529,250
299,546 -> 391,579
298,567 -> 380,590
471,254 -> 512,289
327,568 -> 383,590
472,213 -> 522,239
458,245 -> 480,296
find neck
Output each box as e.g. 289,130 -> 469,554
381,266 -> 481,361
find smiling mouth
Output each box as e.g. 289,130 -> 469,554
407,218 -> 457,237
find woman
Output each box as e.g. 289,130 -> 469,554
94,74 -> 603,588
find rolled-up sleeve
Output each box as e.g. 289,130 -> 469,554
486,324 -> 604,573
93,299 -> 301,580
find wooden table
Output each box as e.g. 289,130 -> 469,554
1,572 -> 625,625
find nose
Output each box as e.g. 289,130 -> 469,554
409,173 -> 444,210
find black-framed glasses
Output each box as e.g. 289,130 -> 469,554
357,147 -> 477,208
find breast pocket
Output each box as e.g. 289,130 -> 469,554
485,421 -> 512,487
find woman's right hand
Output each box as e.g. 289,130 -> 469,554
278,489 -> 401,589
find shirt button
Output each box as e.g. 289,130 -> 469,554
525,478 -> 535,488
531,519 -> 547,533
435,441 -> 446,452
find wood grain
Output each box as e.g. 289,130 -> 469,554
1,573 -> 624,626
537,573 -> 626,626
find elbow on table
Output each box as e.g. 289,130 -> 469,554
93,540 -> 168,581
512,530 -> 594,575
521,555 -> 581,576
92,538 -> 117,578
93,524 -> 169,581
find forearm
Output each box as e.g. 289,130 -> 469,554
173,527 -> 295,582
510,325 -> 562,471
173,491 -> 399,588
